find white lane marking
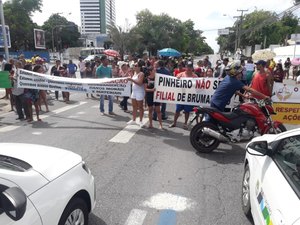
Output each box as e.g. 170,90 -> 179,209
142,192 -> 195,212
91,105 -> 99,108
32,132 -> 42,135
0,125 -> 20,133
77,111 -> 86,115
0,102 -> 87,133
67,115 -> 80,118
124,209 -> 147,225
109,118 -> 149,143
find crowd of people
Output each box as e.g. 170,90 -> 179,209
1,53 -> 299,129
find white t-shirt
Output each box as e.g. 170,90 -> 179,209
297,75 -> 300,84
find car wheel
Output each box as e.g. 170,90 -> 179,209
58,197 -> 89,225
242,164 -> 252,218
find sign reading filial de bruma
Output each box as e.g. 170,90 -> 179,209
17,69 -> 131,96
154,73 -> 228,106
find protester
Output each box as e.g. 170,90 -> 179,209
96,55 -> 114,116
85,61 -> 95,98
50,59 -> 64,100
273,63 -> 284,83
169,61 -> 198,130
284,57 -> 291,79
24,64 -> 41,122
11,61 -> 29,120
145,66 -> 163,129
61,63 -> 70,102
67,60 -> 78,78
154,60 -> 170,120
250,60 -> 273,99
119,62 -> 132,113
245,58 -> 255,85
127,60 -> 145,127
78,57 -> 86,78
210,60 -> 269,112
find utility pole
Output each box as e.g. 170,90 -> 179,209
236,9 -> 248,51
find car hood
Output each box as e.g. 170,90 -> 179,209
0,143 -> 82,181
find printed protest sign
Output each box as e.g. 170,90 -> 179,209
17,69 -> 131,96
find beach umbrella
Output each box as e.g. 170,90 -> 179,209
252,49 -> 276,62
158,48 -> 181,57
291,58 -> 300,66
104,49 -> 120,57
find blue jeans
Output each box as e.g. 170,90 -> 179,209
100,95 -> 113,113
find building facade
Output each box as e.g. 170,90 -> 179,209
80,0 -> 115,35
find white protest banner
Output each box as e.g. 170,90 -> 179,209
154,73 -> 236,107
272,82 -> 300,103
17,69 -> 131,97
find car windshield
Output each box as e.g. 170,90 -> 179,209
274,135 -> 300,197
0,155 -> 32,172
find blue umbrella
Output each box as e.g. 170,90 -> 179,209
158,48 -> 181,57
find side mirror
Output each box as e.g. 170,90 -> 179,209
247,141 -> 272,156
0,187 -> 27,221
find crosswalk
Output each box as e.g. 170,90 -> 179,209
0,99 -> 150,144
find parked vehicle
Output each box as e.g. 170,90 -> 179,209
80,47 -> 105,59
0,143 -> 95,225
242,128 -> 300,225
190,98 -> 286,153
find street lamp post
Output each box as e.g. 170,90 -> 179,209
51,24 -> 75,52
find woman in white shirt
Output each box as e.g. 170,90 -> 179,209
127,61 -> 145,127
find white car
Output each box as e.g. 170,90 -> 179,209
0,143 -> 96,225
242,128 -> 300,225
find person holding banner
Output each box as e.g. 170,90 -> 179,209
96,55 -> 114,116
145,66 -> 163,129
127,60 -> 145,127
169,61 -> 198,130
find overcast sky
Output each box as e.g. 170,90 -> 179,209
30,0 -> 299,52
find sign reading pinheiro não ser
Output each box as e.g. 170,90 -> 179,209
17,69 -> 131,97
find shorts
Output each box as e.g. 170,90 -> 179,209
146,93 -> 160,107
176,104 -> 194,113
131,91 -> 145,101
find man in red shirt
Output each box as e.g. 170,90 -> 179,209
250,60 -> 273,99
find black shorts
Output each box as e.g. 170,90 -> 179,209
146,93 -> 160,107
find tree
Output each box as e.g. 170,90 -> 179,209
3,0 -> 43,50
119,10 -> 213,56
42,14 -> 80,51
216,9 -> 300,53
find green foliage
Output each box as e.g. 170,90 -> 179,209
110,9 -> 213,56
42,14 -> 80,51
217,9 -> 300,53
3,0 -> 43,50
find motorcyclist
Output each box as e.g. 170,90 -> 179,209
210,60 -> 269,112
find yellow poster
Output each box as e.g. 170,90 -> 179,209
272,103 -> 300,125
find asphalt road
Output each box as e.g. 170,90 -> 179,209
0,90 -> 259,225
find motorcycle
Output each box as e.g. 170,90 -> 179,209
189,98 -> 286,153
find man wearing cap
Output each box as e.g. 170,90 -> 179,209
250,60 -> 273,100
210,60 -> 269,112
96,55 -> 114,115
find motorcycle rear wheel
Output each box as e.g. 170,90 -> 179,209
190,122 -> 220,153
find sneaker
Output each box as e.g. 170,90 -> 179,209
139,121 -> 144,128
100,112 -> 105,116
109,112 -> 116,116
183,124 -> 188,130
127,120 -> 136,125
